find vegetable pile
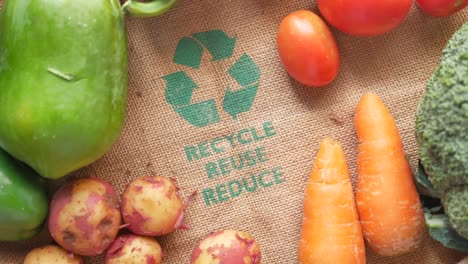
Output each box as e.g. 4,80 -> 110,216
299,93 -> 427,263
0,0 -> 466,263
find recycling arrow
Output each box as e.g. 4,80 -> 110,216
173,38 -> 204,69
174,30 -> 237,69
163,71 -> 198,106
163,71 -> 220,127
223,54 -> 260,119
163,30 -> 261,127
192,30 -> 237,62
223,84 -> 259,119
174,100 -> 220,127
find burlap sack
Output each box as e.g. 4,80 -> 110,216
0,0 -> 467,263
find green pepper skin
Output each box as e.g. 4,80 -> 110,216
0,149 -> 48,241
0,0 -> 128,179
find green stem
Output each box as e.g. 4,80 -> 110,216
122,0 -> 178,18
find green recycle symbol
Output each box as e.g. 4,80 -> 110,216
163,30 -> 261,127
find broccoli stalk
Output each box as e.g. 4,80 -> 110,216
415,163 -> 468,252
425,213 -> 468,252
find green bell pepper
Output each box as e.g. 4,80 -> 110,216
0,0 -> 178,179
0,149 -> 48,241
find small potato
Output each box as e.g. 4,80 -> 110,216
190,230 -> 261,264
121,176 -> 185,236
23,245 -> 84,264
105,234 -> 163,264
48,177 -> 121,256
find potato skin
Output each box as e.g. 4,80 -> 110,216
121,176 -> 184,236
48,177 -> 121,256
190,230 -> 261,264
23,245 -> 84,264
105,234 -> 163,264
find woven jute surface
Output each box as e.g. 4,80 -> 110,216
0,0 -> 467,263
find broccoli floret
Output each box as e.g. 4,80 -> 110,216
444,186 -> 468,239
416,22 -> 468,240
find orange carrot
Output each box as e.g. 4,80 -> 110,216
299,138 -> 366,264
354,93 -> 424,256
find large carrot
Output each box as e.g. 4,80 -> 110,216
355,93 -> 424,256
299,138 -> 366,264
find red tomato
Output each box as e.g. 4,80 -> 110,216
317,0 -> 413,36
277,10 -> 340,87
416,0 -> 467,17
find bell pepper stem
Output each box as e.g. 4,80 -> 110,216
122,0 -> 178,18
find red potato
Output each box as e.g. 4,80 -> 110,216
23,245 -> 84,264
190,230 -> 261,264
105,234 -> 163,264
48,177 -> 121,256
121,176 -> 188,236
